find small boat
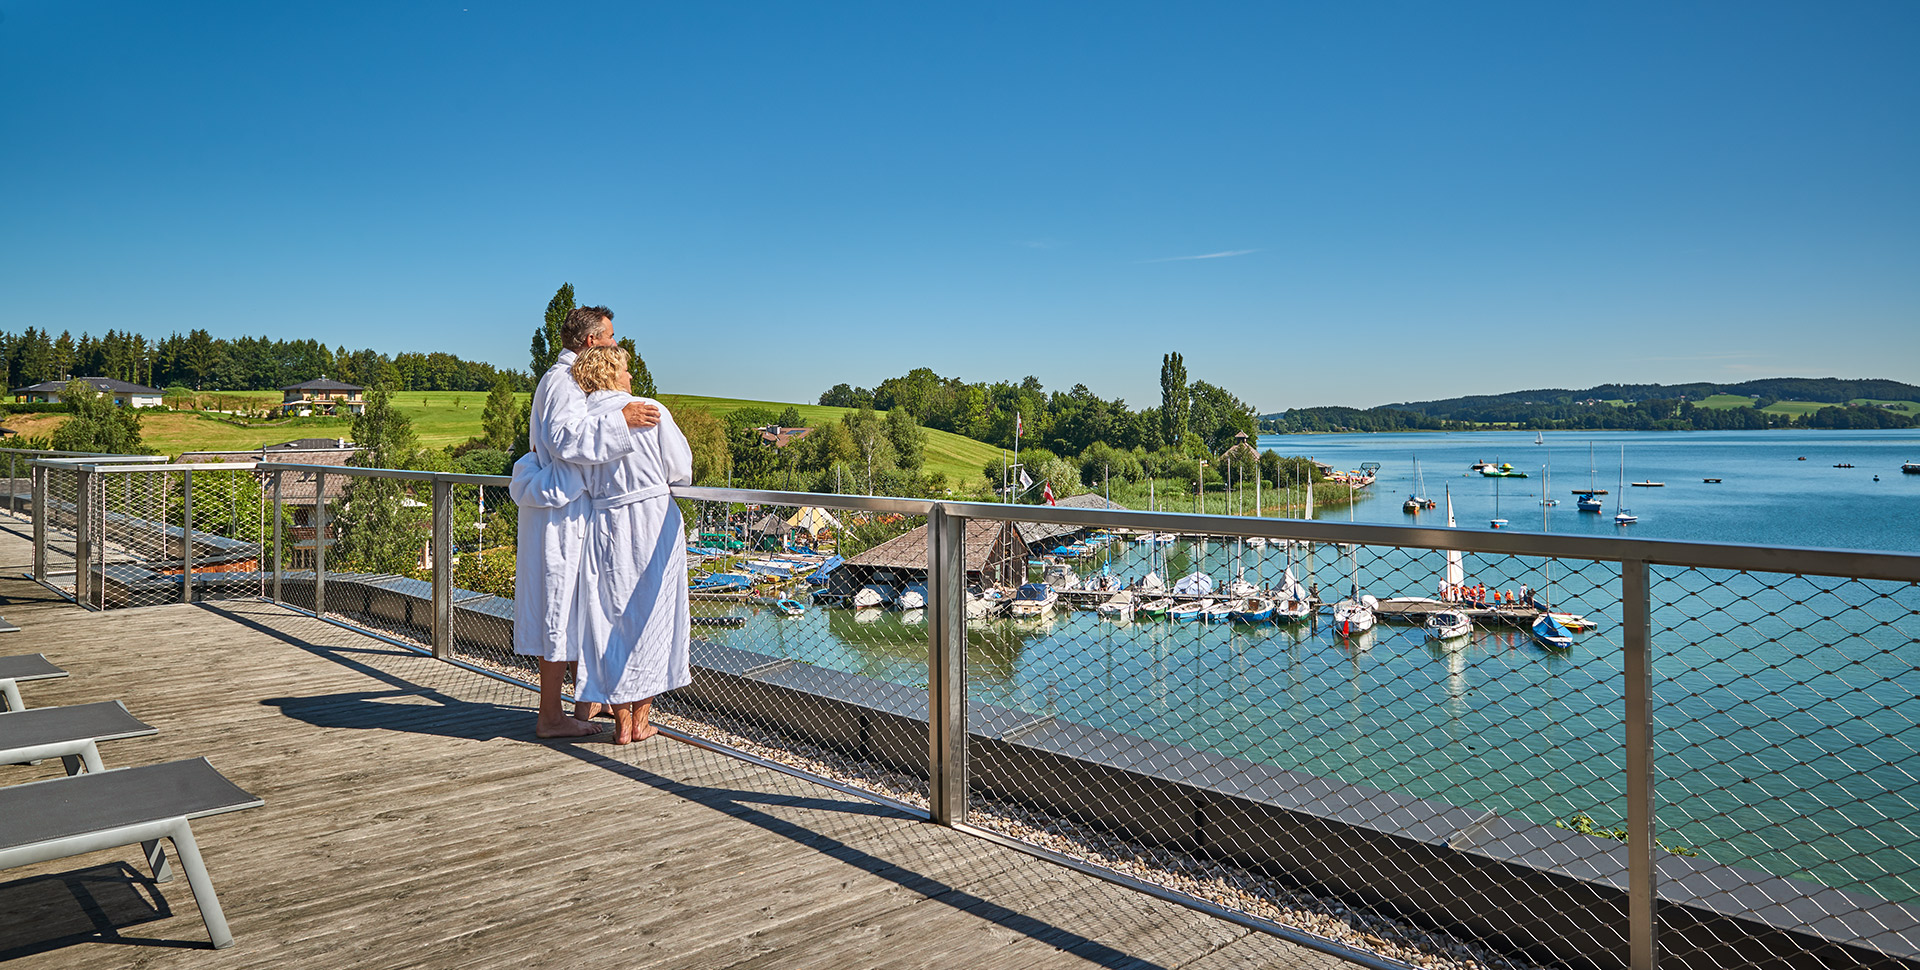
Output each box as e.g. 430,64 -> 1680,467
1549,611 -> 1598,632
896,581 -> 928,610
1703,478 -> 1722,483
1575,493 -> 1603,512
1169,601 -> 1205,623
965,588 -> 1005,619
1041,561 -> 1081,590
1271,598 -> 1312,624
1203,600 -> 1236,624
1246,536 -> 1267,548
689,572 -> 755,592
1009,583 -> 1057,618
1834,463 -> 1854,469
1230,596 -> 1274,623
1490,474 -> 1507,529
1530,612 -> 1575,650
1480,462 -> 1528,478
1630,481 -> 1664,488
1614,447 -> 1638,525
1332,597 -> 1377,636
853,584 -> 892,609
1904,462 -> 1920,474
1096,590 -> 1135,619
1534,431 -> 1545,445
1136,597 -> 1173,619
1170,571 -> 1215,598
774,599 -> 806,617
1425,610 -> 1471,641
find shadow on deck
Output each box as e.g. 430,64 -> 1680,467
0,532 -> 1338,970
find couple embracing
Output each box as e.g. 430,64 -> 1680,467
511,305 -> 693,745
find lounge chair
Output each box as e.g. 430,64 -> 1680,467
0,700 -> 157,774
0,758 -> 262,948
0,653 -> 67,711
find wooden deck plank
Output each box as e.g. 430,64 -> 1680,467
0,576 -> 1344,970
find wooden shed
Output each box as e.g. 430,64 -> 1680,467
827,518 -> 1030,599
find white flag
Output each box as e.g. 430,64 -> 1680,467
1018,469 -> 1033,490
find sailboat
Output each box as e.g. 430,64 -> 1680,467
1403,455 -> 1434,513
1576,443 -> 1604,512
1534,430 -> 1545,445
1330,544 -> 1377,636
1444,486 -> 1465,603
1614,446 -> 1638,525
1540,460 -> 1557,506
1489,475 -> 1507,529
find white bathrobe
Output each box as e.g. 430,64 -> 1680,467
570,391 -> 694,705
510,350 -> 639,662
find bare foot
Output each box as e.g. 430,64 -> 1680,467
612,704 -> 636,745
534,714 -> 604,739
574,702 -> 606,721
630,721 -> 658,742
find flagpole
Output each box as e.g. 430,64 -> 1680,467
1012,409 -> 1021,505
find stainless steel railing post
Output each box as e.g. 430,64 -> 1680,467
271,470 -> 283,604
74,466 -> 94,608
926,504 -> 968,826
431,477 -> 452,659
1623,558 -> 1659,970
180,469 -> 195,605
313,471 -> 327,617
31,464 -> 46,582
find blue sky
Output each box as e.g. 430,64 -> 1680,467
2,2 -> 1914,411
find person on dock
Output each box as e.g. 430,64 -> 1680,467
566,345 -> 693,745
511,306 -> 659,740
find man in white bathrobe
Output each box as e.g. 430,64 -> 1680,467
512,305 -> 658,738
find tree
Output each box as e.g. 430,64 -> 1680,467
531,283 -> 574,376
334,382 -> 431,575
614,336 -> 659,397
1160,352 -> 1188,447
885,407 -> 924,472
480,375 -> 519,452
47,380 -> 148,454
676,406 -> 730,484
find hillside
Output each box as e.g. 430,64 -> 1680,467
2,389 -> 998,492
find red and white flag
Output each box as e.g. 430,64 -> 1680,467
1042,480 -> 1056,506
1015,411 -> 1024,438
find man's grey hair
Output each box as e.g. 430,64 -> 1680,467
562,305 -> 613,351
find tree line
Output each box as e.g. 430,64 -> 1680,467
0,326 -> 532,394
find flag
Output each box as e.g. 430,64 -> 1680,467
1017,469 -> 1033,490
1015,411 -> 1023,438
1042,480 -> 1056,506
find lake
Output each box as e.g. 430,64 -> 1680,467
705,429 -> 1920,904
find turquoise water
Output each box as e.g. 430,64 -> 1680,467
708,429 -> 1920,903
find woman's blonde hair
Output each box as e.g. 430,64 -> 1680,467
571,345 -> 629,394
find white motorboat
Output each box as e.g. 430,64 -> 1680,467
896,582 -> 928,610
1202,600 -> 1236,623
965,588 -> 1005,619
1425,610 -> 1471,641
1041,561 -> 1081,591
1246,536 -> 1267,548
853,585 -> 890,609
1009,583 -> 1057,618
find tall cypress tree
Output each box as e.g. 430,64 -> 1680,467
531,283 -> 574,375
1160,351 -> 1188,448
617,336 -> 658,397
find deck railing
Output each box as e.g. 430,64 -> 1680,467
28,457 -> 1920,970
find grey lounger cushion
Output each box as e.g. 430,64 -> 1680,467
0,700 -> 157,773
0,653 -> 68,711
0,758 -> 262,948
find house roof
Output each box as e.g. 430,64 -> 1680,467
282,379 -> 364,392
265,438 -> 356,450
843,518 -> 1027,574
757,426 -> 813,448
13,377 -> 165,396
173,447 -> 361,502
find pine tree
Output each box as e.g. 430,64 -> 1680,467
531,283 -> 574,375
480,374 -> 518,452
616,336 -> 658,397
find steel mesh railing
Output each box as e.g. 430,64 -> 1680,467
30,457 -> 1920,970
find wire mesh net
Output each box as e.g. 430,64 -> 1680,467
653,497 -> 931,807
37,464 -> 83,595
77,466 -> 271,609
1650,566 -> 1920,968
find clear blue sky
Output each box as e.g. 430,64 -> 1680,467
2,2 -> 1914,411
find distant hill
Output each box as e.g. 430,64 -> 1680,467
1260,378 -> 1920,432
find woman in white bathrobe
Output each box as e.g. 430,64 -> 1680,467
568,347 -> 694,744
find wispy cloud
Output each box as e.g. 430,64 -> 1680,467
1138,248 -> 1261,263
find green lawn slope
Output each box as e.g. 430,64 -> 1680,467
660,393 -> 999,493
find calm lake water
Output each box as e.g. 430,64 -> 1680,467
709,429 -> 1920,904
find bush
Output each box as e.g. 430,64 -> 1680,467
453,548 -> 516,599
455,449 -> 511,477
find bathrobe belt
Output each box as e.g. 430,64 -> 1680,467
591,483 -> 672,510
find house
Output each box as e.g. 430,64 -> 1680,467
176,439 -> 361,569
280,378 -> 366,416
827,518 -> 1030,600
1014,493 -> 1131,551
13,377 -> 165,408
757,426 -> 812,448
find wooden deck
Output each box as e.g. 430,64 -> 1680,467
0,520 -> 1346,970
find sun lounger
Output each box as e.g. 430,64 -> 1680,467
0,758 -> 262,948
0,653 -> 68,711
0,700 -> 157,774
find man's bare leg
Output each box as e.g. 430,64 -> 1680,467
535,660 -> 601,738
630,696 -> 657,742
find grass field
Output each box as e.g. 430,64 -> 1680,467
1690,395 -> 1920,417
4,388 -> 1000,492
